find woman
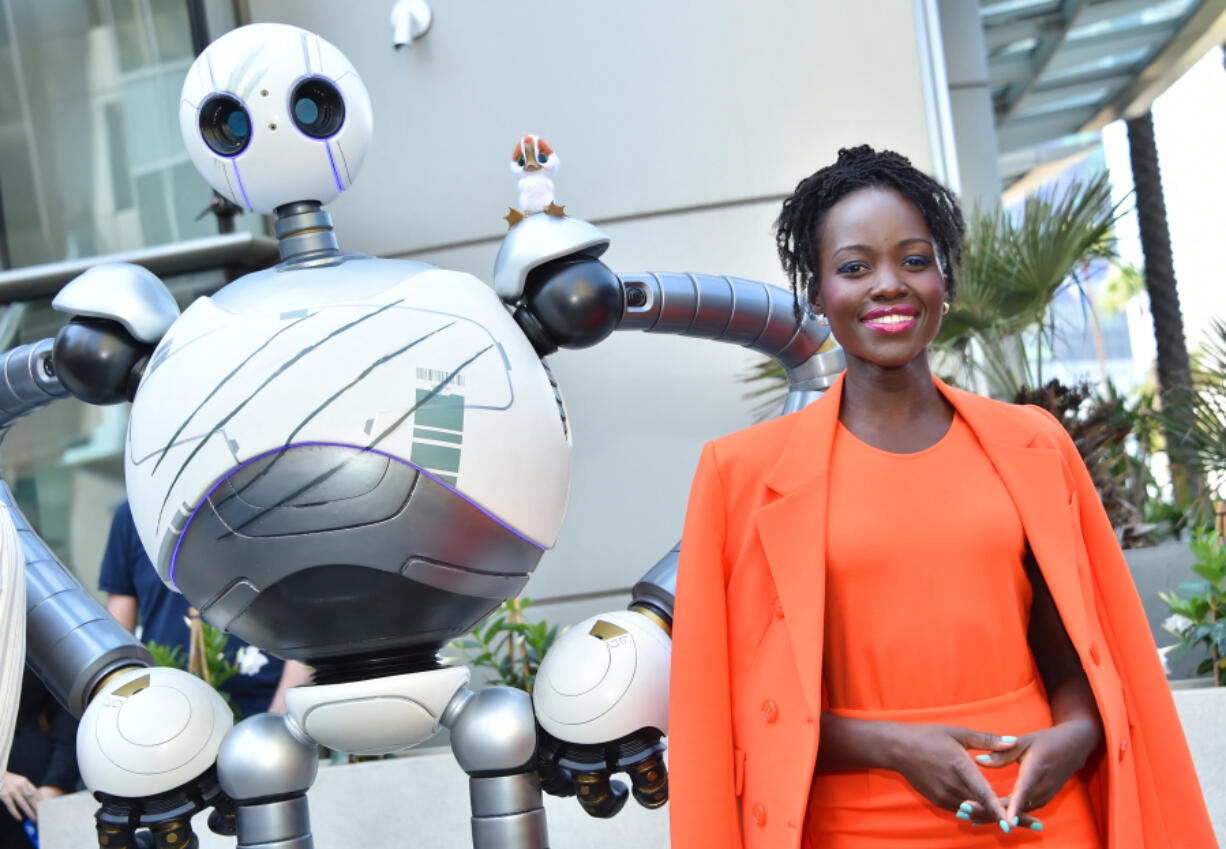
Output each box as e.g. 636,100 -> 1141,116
668,146 -> 1215,849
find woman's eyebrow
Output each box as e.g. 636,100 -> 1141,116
832,244 -> 871,257
897,237 -> 933,249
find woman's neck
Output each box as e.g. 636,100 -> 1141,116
838,352 -> 954,453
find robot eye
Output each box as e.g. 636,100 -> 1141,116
198,95 -> 252,156
537,152 -> 548,164
290,77 -> 346,139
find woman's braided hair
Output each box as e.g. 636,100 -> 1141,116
775,145 -> 965,321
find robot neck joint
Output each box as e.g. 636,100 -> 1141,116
274,201 -> 339,262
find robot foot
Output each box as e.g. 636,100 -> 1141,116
536,728 -> 668,817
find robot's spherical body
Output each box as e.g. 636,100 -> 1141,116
124,259 -> 572,668
179,23 -> 372,214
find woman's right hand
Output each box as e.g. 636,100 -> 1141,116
883,723 -> 1018,828
0,771 -> 39,822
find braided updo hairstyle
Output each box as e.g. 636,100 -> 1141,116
774,145 -> 965,321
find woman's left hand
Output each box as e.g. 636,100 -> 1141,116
962,718 -> 1100,826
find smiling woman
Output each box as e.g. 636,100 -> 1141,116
667,146 -> 1218,849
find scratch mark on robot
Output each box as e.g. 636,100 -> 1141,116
150,313 -> 314,475
212,321 -> 458,512
218,345 -> 494,537
205,52 -> 217,89
155,301 -> 405,529
228,41 -> 269,102
335,141 -> 352,186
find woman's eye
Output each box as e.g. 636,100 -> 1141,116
903,256 -> 933,268
837,261 -> 867,274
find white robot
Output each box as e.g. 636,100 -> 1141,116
0,23 -> 844,849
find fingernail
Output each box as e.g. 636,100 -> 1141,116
1012,817 -> 1019,826
1029,821 -> 1044,832
972,821 -> 986,827
959,802 -> 973,813
956,811 -> 970,821
975,754 -> 992,763
999,819 -> 1011,834
1001,736 -> 1017,744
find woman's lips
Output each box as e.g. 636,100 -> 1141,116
860,312 -> 918,333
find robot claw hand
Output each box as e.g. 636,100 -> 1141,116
77,667 -> 236,849
532,609 -> 671,817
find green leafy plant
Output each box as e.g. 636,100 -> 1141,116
1165,319 -> 1226,510
146,618 -> 242,719
1160,527 -> 1226,686
449,598 -> 562,693
936,173 -> 1123,398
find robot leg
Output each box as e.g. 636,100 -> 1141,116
443,686 -> 546,849
217,713 -> 320,849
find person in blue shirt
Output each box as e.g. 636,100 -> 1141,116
99,501 -> 310,718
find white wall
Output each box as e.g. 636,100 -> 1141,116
243,0 -> 944,617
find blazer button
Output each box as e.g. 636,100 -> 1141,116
1119,738 -> 1128,760
1090,642 -> 1102,664
761,700 -> 779,723
772,600 -> 785,619
752,803 -> 767,826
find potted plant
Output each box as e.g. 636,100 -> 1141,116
1160,527 -> 1226,686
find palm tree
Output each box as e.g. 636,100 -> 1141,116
1126,109 -> 1201,507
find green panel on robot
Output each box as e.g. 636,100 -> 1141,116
415,389 -> 464,431
411,442 -> 461,472
414,426 -> 463,444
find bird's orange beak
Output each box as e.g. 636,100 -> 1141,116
523,138 -> 543,172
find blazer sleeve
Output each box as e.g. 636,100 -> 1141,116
1047,414 -> 1217,847
669,441 -> 744,849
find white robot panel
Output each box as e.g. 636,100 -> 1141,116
179,23 -> 372,214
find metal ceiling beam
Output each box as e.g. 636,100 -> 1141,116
997,0 -> 1092,119
1045,20 -> 1174,75
997,104 -> 1101,151
1013,72 -> 1134,116
1079,0 -> 1226,129
983,0 -> 1166,50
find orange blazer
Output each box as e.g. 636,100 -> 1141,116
669,373 -> 1216,849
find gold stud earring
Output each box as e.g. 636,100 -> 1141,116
941,301 -> 950,316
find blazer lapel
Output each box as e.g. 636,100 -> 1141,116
940,382 -> 1092,650
754,374 -> 844,717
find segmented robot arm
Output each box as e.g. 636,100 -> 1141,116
494,215 -> 842,817
2,265 -> 242,845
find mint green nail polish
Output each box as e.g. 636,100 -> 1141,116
999,819 -> 1011,834
1030,822 -> 1044,832
959,802 -> 973,813
972,821 -> 986,827
1012,817 -> 1019,826
1001,736 -> 1017,744
956,812 -> 970,821
976,754 -> 992,763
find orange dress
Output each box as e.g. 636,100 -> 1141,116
806,413 -> 1102,847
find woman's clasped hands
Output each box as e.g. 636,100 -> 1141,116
886,719 -> 1099,837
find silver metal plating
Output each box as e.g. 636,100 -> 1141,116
470,809 -> 548,849
274,202 -> 340,262
51,263 -> 180,343
234,796 -> 312,849
631,542 -> 679,621
3,482 -> 149,716
470,774 -> 544,818
492,215 -> 610,302
445,685 -> 538,774
0,340 -> 68,436
217,714 -> 319,801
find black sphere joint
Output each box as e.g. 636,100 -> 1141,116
53,318 -> 151,405
523,256 -> 622,350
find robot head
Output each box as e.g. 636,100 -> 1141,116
179,23 -> 373,214
509,135 -> 558,178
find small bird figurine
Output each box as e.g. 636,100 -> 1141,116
506,134 -> 565,227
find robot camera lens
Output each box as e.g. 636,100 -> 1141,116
199,95 -> 252,156
290,77 -> 345,139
